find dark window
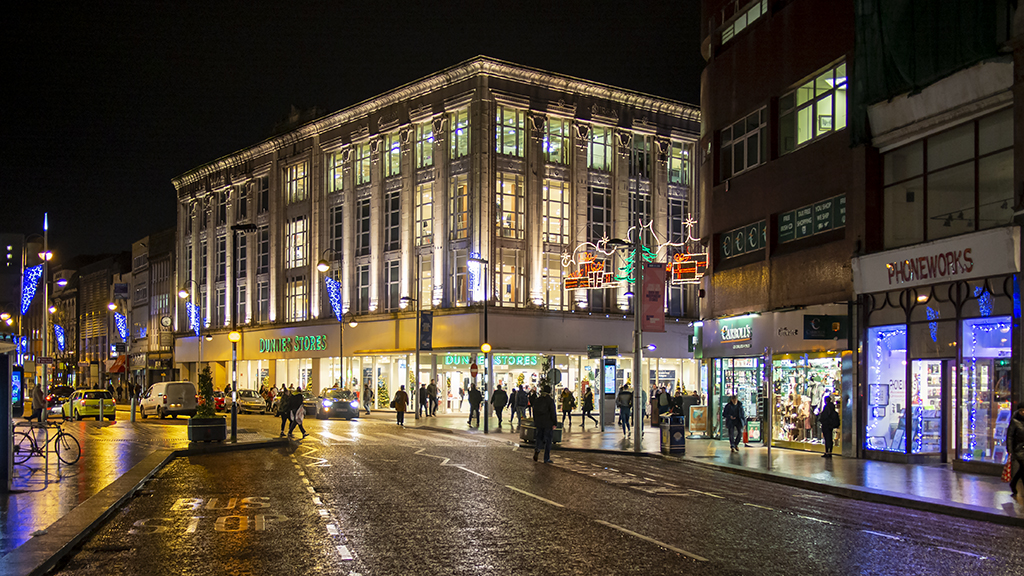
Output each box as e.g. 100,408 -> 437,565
384,190 -> 400,251
356,198 -> 371,256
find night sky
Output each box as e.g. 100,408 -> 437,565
3,1 -> 703,261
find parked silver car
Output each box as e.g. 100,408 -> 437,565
236,389 -> 267,414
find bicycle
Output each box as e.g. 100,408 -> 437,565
13,420 -> 82,465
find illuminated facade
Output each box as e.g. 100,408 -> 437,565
172,57 -> 702,412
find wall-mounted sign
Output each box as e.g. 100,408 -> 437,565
443,354 -> 539,366
779,195 -> 845,243
803,315 -> 847,340
721,221 -> 766,260
259,335 -> 328,354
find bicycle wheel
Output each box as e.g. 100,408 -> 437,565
54,431 -> 82,465
13,431 -> 37,464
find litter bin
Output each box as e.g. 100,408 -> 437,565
519,419 -> 563,444
660,415 -> 686,455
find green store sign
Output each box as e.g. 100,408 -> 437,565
443,354 -> 539,366
259,335 -> 329,354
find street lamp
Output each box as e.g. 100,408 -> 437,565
467,256 -> 492,433
399,294 -> 421,419
317,251 -> 356,396
605,229 -> 645,453
228,330 -> 241,443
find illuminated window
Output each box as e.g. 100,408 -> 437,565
355,143 -> 372,186
449,174 -> 469,240
497,248 -> 523,307
544,117 -> 570,164
496,172 -> 524,239
542,179 -> 570,245
668,142 -> 690,186
285,216 -> 307,269
327,151 -> 345,193
721,108 -> 767,181
355,198 -> 371,256
450,109 -> 469,159
542,253 -> 564,311
416,123 -> 434,168
384,260 -> 400,311
451,249 -> 468,306
285,162 -> 308,204
285,276 -> 308,322
416,182 -> 433,246
496,105 -> 526,157
588,126 -> 613,171
780,62 -> 847,154
721,0 -> 768,44
384,133 -> 401,178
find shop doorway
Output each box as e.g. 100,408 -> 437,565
712,358 -> 764,441
909,359 -> 954,461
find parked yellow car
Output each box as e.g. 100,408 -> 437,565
62,389 -> 116,421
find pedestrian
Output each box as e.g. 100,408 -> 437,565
363,383 -> 374,414
1007,401 -> 1024,497
458,387 -> 465,410
581,386 -> 598,429
616,384 -> 633,436
491,384 -> 508,426
427,379 -> 439,416
287,388 -> 308,439
277,388 -> 291,437
392,385 -> 409,426
723,394 -> 745,452
116,384 -> 123,402
418,383 -> 429,417
27,383 -> 45,422
528,386 -> 538,418
467,384 -> 482,427
818,397 -> 841,458
657,386 -> 670,417
560,387 -> 576,428
515,385 -> 529,426
532,384 -> 557,464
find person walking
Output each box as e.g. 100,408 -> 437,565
532,385 -> 558,464
723,395 -> 745,452
27,383 -> 45,422
467,384 -> 482,427
581,386 -> 598,429
277,388 -> 292,437
818,397 -> 841,458
616,384 -> 633,436
287,389 -> 308,439
392,385 -> 409,426
427,379 -> 439,416
515,385 -> 529,426
559,387 -> 576,428
1007,402 -> 1024,497
363,383 -> 374,414
491,384 -> 508,426
417,383 -> 429,417
528,386 -> 538,418
458,387 -> 465,410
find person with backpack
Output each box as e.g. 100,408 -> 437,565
560,387 -> 576,428
616,384 -> 633,436
819,396 -> 840,458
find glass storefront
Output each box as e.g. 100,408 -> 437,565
960,315 -> 1012,464
865,325 -> 907,452
712,357 -> 764,440
772,352 -> 842,452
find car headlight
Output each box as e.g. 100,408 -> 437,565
349,401 -> 359,409
322,400 -> 334,408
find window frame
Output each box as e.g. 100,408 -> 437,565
355,198 -> 371,256
449,173 -> 469,241
416,182 -> 433,246
284,162 -> 308,205
496,172 -> 525,240
416,123 -> 434,169
496,105 -> 526,158
720,107 -> 767,181
542,179 -> 570,245
779,61 -> 848,154
450,109 -> 470,159
355,143 -> 372,186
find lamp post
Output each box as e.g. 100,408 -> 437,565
467,256 -> 491,433
228,330 -> 241,443
40,215 -> 51,426
607,227 -> 645,454
399,294 -> 421,419
178,279 -> 204,381
107,298 -> 130,421
317,250 -> 357,398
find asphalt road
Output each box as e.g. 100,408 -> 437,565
53,415 -> 1024,575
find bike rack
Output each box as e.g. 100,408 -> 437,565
13,421 -> 63,470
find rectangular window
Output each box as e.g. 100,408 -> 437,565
542,179 -> 570,245
544,117 -> 570,164
215,287 -> 226,326
184,244 -> 193,286
416,182 -> 433,246
285,276 -> 308,322
450,109 -> 469,159
330,205 -> 343,255
960,316 -> 1012,464
356,264 -> 371,312
216,236 -> 227,282
588,126 -> 613,171
285,162 -> 308,204
200,286 -> 208,327
217,191 -> 228,225
721,0 -> 768,44
384,189 -> 401,251
496,105 -> 526,157
256,280 -> 269,323
449,174 -> 469,240
587,186 -> 612,243
257,227 -> 269,275
668,197 -> 686,244
866,325 -> 907,453
668,142 -> 689,186
235,284 -> 247,324
355,198 -> 371,256
355,143 -> 372,186
384,260 -> 400,312
496,172 -> 525,239
721,108 -> 767,181
285,216 -> 308,269
451,249 -> 468,306
542,253 -> 564,311
199,240 -> 208,284
497,248 -> 523,307
257,176 -> 269,213
630,135 -> 650,179
327,151 -> 345,193
416,123 -> 434,168
780,62 -> 847,154
237,185 -> 249,220
629,189 -> 651,227
236,234 -> 247,279
419,253 -> 433,309
384,133 -> 401,178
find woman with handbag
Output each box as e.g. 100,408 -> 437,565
1006,402 -> 1024,497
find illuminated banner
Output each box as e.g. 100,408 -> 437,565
669,251 -> 708,285
420,311 -> 433,351
641,264 -> 666,333
564,253 -> 618,291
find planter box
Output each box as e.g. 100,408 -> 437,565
188,417 -> 227,442
518,419 -> 563,444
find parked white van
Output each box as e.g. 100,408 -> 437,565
140,381 -> 198,419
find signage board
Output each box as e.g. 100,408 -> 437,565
803,315 -> 847,340
689,405 -> 707,433
38,357 -> 53,365
259,334 -> 328,354
603,346 -> 618,357
721,221 -> 766,260
779,195 -> 846,243
419,311 -> 433,351
746,420 -> 762,443
603,358 -> 617,394
641,263 -> 666,333
470,363 -> 478,378
587,345 -> 603,359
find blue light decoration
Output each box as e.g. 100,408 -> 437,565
962,317 -> 1012,462
115,312 -> 128,341
186,301 -> 200,337
324,276 -> 343,321
469,252 -> 484,302
973,286 -> 993,317
925,306 -> 939,343
21,264 -> 43,314
54,324 -> 65,352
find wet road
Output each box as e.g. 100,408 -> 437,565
53,416 -> 1024,575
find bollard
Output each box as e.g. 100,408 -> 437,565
130,394 -> 137,422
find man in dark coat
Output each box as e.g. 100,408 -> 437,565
417,383 -> 429,417
467,384 -> 483,427
1007,402 -> 1024,497
515,385 -> 529,426
818,397 -> 840,458
426,379 -> 439,416
286,389 -> 308,439
722,395 -> 745,452
491,384 -> 509,426
532,385 -> 558,463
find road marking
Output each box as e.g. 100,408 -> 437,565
302,478 -> 310,484
297,471 -> 305,476
665,483 -> 679,488
312,497 -> 323,506
743,503 -> 773,510
326,524 -> 339,536
456,466 -> 488,479
318,509 -> 329,518
505,485 -> 564,508
689,489 -> 724,499
935,546 -> 986,559
594,520 -> 708,562
862,530 -> 901,541
318,431 -> 358,443
306,486 -> 316,494
798,515 -> 833,525
293,464 -> 301,469
336,545 -> 354,561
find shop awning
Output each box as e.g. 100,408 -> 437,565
106,355 -> 127,373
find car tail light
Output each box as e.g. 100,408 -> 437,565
112,398 -> 117,406
80,399 -> 86,406
163,396 -> 168,404
46,395 -> 54,402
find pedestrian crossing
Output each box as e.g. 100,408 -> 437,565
312,429 -> 480,447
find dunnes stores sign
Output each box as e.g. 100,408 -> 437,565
259,335 -> 329,354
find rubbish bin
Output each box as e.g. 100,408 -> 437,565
660,415 -> 686,455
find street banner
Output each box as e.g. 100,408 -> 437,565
641,263 -> 666,333
419,311 -> 433,351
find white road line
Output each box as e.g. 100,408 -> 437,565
743,503 -> 773,510
798,515 -> 834,525
318,509 -> 330,518
594,520 -> 708,562
665,483 -> 679,488
336,545 -> 354,561
456,466 -> 489,479
862,530 -> 901,541
420,431 -> 479,444
297,471 -> 305,476
312,497 -> 323,506
935,546 -> 986,559
306,486 -> 316,493
293,464 -> 301,469
302,478 -> 310,484
326,524 -> 340,536
689,489 -> 724,499
505,485 -> 564,508
318,431 -> 358,443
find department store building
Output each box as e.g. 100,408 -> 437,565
172,57 -> 702,414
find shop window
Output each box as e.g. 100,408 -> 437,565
960,316 -> 1012,464
909,358 -> 944,454
496,172 -> 524,239
542,253 -> 564,311
865,325 -> 907,453
771,354 -> 842,451
779,62 -> 847,154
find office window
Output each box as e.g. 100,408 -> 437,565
544,117 -> 570,164
285,276 -> 308,322
496,248 -> 523,307
722,108 -> 767,181
384,133 -> 401,178
496,172 -> 524,239
215,287 -> 226,326
416,123 -> 434,168
416,182 -> 433,246
629,189 -> 651,226
588,126 -> 613,171
384,260 -> 400,311
285,162 -> 308,204
355,264 -> 370,312
355,143 -> 372,186
217,191 -> 228,225
542,179 -> 570,245
199,240 -> 208,284
327,151 -> 345,193
668,142 -> 690,185
721,0 -> 768,44
355,198 -> 371,256
257,227 -> 269,275
450,109 -> 469,159
256,280 -> 269,323
588,186 -> 612,242
496,105 -> 526,157
629,135 -> 650,180
542,253 -> 564,311
183,244 -> 193,286
449,174 -> 469,240
668,197 -> 687,244
384,189 -> 401,251
285,216 -> 308,269
780,61 -> 847,154
451,249 -> 469,306
236,234 -> 247,279
200,286 -> 209,327
330,205 -> 343,255
237,185 -> 249,220
235,284 -> 247,324
257,176 -> 270,213
418,253 -> 433,310
216,236 -> 226,282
